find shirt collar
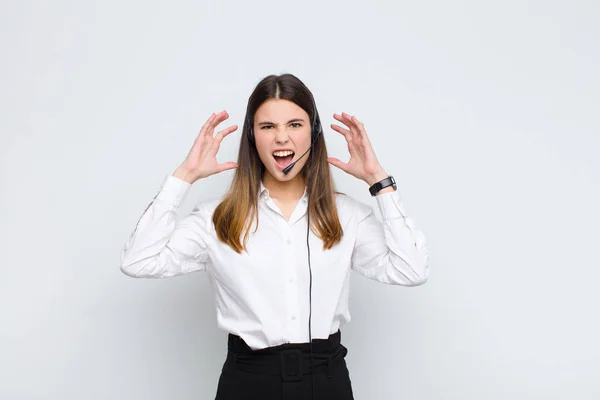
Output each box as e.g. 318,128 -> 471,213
259,180 -> 309,203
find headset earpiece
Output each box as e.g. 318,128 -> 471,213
312,122 -> 322,143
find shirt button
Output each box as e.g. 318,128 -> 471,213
289,277 -> 294,283
286,238 -> 292,245
291,315 -> 296,320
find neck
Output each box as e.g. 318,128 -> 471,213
262,172 -> 306,202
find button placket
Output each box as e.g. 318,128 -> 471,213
283,224 -> 299,335
286,236 -> 294,282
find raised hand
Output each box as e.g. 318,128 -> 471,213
327,112 -> 389,186
174,110 -> 238,184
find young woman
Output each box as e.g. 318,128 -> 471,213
120,73 -> 429,399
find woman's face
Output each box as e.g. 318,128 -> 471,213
253,99 -> 312,182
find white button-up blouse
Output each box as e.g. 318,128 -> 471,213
120,174 -> 429,350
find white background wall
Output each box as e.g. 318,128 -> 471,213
1,0 -> 599,399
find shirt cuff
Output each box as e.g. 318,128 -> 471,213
374,189 -> 408,220
153,174 -> 192,207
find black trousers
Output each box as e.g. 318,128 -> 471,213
214,329 -> 355,400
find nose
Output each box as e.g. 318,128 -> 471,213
274,127 -> 290,143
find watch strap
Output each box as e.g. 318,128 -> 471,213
369,175 -> 397,196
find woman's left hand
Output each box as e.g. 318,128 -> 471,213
327,112 -> 389,186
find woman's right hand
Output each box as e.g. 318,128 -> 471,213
174,110 -> 239,184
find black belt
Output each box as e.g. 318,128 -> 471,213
226,330 -> 347,381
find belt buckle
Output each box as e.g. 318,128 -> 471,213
280,349 -> 303,381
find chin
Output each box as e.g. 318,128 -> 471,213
271,168 -> 297,180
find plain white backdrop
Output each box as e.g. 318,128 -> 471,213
1,0 -> 599,399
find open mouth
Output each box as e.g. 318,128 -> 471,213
273,151 -> 295,167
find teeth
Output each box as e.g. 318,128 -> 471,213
273,150 -> 294,157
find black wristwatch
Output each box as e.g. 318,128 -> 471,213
369,175 -> 397,196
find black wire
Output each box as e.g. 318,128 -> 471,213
307,147 -> 315,400
308,111 -> 321,400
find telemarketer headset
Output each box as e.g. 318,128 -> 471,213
246,102 -> 322,399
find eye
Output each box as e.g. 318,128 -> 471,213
260,123 -> 302,130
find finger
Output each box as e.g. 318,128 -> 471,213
349,115 -> 368,139
335,112 -> 360,138
217,162 -> 238,172
340,112 -> 361,136
327,157 -> 348,172
330,124 -> 352,142
205,110 -> 229,137
215,125 -> 238,142
209,110 -> 228,131
333,112 -> 351,128
198,113 -> 216,137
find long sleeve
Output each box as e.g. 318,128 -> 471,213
119,174 -> 211,278
350,188 -> 429,286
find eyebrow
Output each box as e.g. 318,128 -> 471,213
257,118 -> 305,126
